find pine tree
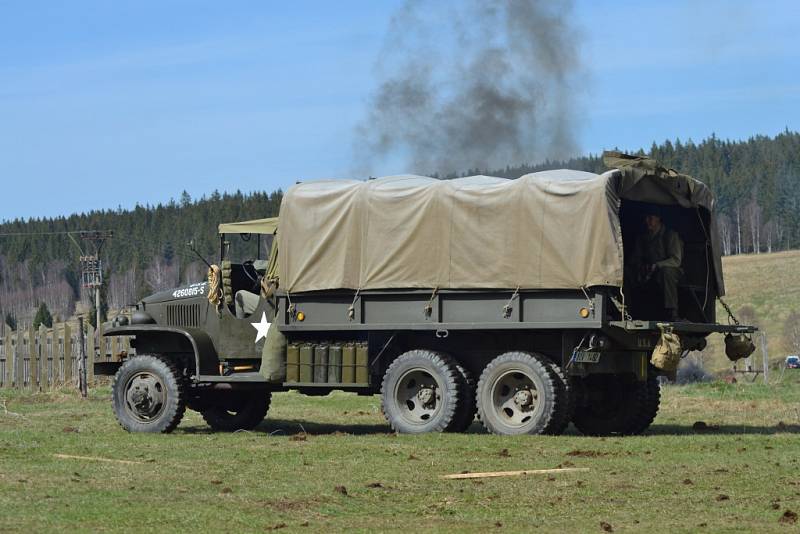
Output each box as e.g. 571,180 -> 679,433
4,312 -> 17,331
32,303 -> 53,329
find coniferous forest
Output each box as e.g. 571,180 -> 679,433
1,130 -> 799,326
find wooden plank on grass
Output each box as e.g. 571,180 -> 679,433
442,467 -> 590,480
53,453 -> 147,465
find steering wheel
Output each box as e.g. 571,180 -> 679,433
241,260 -> 261,291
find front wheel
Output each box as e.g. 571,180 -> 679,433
112,355 -> 186,433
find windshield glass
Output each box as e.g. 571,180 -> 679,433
223,233 -> 273,263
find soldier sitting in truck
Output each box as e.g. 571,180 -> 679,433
234,259 -> 268,319
628,207 -> 684,321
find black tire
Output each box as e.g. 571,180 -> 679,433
625,367 -> 661,435
200,391 -> 272,432
476,352 -> 561,435
381,350 -> 460,434
112,355 -> 186,433
571,369 -> 661,436
445,362 -> 477,433
542,361 -> 574,435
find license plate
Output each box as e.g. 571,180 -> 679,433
574,351 -> 601,363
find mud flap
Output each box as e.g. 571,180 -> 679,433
260,322 -> 287,382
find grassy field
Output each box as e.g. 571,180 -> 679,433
703,250 -> 800,372
2,379 -> 799,533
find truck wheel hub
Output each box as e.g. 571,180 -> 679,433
514,389 -> 534,407
417,387 -> 435,405
124,373 -> 166,421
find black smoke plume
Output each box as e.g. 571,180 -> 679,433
354,0 -> 584,175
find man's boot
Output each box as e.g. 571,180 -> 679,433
666,308 -> 680,322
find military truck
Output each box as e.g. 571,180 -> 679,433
98,152 -> 756,436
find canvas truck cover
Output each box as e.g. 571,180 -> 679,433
278,152 -> 724,295
218,217 -> 278,235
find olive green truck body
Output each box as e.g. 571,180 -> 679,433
98,153 -> 755,436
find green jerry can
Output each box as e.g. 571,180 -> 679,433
314,343 -> 329,383
286,343 -> 300,382
355,342 -> 369,384
299,343 -> 314,383
328,344 -> 343,383
342,343 -> 356,383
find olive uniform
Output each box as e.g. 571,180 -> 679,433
630,225 -> 683,316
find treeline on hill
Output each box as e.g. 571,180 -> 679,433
1,130 -> 799,327
0,191 -> 282,326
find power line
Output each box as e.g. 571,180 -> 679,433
0,229 -> 115,237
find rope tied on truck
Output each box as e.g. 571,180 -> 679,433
502,286 -> 520,319
348,288 -> 361,321
207,264 -> 223,307
423,287 -> 438,318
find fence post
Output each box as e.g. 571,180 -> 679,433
63,323 -> 73,385
14,329 -> 22,387
98,322 -> 105,361
54,324 -> 63,384
78,317 -> 87,397
0,324 -> 8,389
27,326 -> 36,390
87,323 -> 95,385
38,324 -> 48,389
46,325 -> 54,388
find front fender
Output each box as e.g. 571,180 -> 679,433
104,325 -> 220,376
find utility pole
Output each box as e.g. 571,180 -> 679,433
79,230 -> 113,329
78,231 -> 113,383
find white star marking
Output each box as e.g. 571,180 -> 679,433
251,312 -> 271,343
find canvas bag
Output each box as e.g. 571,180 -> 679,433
651,327 -> 682,372
724,333 -> 755,362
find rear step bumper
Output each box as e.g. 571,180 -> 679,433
609,320 -> 757,334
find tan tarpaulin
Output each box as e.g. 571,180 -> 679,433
278,153 -> 724,294
279,171 -> 621,292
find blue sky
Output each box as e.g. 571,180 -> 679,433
1,0 -> 798,221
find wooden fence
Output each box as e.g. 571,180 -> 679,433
0,322 -> 132,390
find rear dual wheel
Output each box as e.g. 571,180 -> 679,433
381,350 -> 475,434
571,367 -> 661,436
382,350 -> 570,436
476,351 -> 571,435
